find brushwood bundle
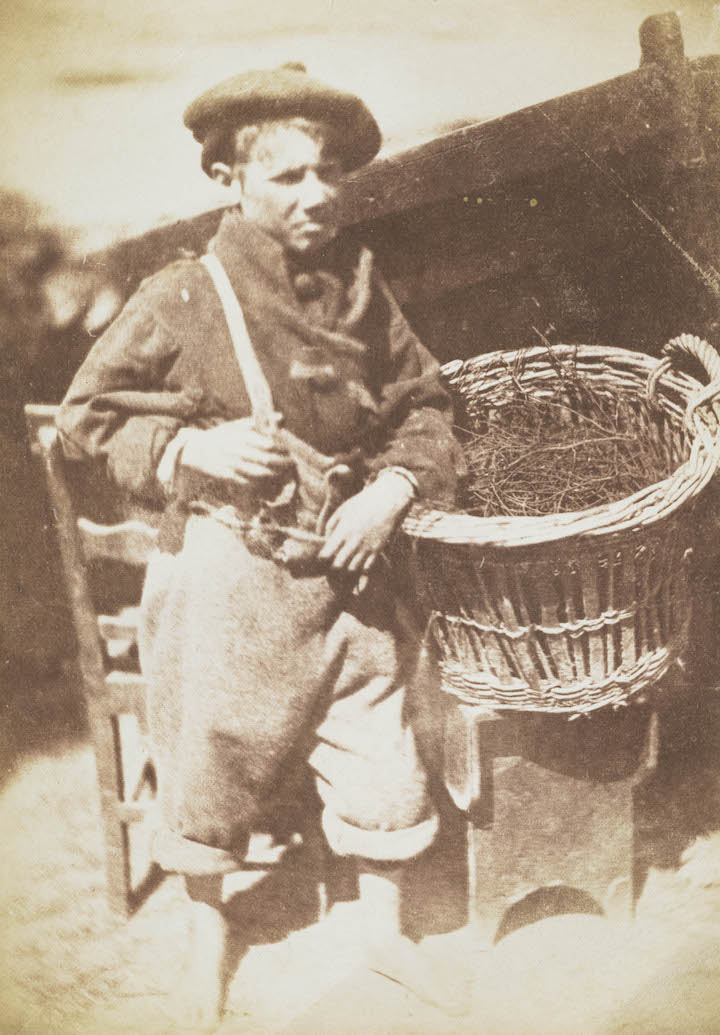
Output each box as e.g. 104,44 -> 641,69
458,349 -> 683,518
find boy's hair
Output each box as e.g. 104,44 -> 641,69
200,116 -> 343,178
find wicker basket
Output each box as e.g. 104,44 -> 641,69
401,335 -> 720,713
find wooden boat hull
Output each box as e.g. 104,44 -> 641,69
90,12 -> 720,375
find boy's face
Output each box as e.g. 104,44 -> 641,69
228,123 -> 344,254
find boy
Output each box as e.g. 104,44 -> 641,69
58,62 -> 465,1026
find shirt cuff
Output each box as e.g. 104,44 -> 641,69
156,427 -> 201,492
374,466 -> 420,497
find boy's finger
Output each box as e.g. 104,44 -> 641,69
331,538 -> 360,569
230,460 -> 281,480
229,447 -> 287,467
346,550 -> 367,572
318,531 -> 342,560
323,510 -> 342,536
353,573 -> 370,596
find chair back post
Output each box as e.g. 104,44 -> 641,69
24,404 -> 160,918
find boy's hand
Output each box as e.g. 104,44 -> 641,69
318,471 -> 416,579
180,418 -> 292,485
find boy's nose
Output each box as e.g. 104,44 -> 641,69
300,172 -> 336,212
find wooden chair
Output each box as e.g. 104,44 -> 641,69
25,404 -> 162,916
25,404 -> 328,921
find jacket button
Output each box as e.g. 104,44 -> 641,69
293,272 -> 323,302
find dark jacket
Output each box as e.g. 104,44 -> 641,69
56,211 -> 466,848
57,210 -> 464,539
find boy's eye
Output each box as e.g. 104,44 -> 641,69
319,167 -> 342,184
272,169 -> 304,185
270,164 -> 342,186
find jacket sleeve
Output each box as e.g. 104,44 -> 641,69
365,272 -> 467,506
56,276 -> 203,504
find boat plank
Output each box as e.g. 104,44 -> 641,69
340,60 -> 717,223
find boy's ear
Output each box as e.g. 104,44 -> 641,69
209,162 -> 234,187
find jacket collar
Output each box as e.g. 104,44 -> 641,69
208,207 -> 373,335
211,207 -> 296,304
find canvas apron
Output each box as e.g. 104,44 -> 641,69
139,252 -> 373,857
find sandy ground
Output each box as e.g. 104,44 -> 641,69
1,666 -> 719,1035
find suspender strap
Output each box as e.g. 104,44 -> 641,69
199,252 -> 278,434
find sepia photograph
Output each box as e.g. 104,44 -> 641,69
1,0 -> 720,1032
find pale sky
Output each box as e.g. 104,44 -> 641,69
2,0 -> 716,248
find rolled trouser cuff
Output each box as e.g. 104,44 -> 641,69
321,809 -> 439,862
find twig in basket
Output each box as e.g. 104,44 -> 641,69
458,351 -> 679,518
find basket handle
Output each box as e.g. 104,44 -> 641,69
662,333 -> 720,383
647,333 -> 720,431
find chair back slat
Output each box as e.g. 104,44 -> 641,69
98,607 -> 140,642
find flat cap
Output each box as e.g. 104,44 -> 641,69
183,63 -> 381,170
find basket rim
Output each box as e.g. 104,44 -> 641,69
403,343 -> 720,549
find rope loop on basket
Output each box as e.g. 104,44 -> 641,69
663,333 -> 720,429
686,380 -> 720,434
663,333 -> 720,383
647,334 -> 720,435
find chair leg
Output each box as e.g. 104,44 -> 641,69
316,844 -> 329,920
87,703 -> 134,917
101,816 -> 133,919
300,813 -> 330,920
309,830 -> 330,920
